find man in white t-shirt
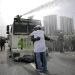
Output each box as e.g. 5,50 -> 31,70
30,25 -> 53,73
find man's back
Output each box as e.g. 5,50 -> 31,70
30,30 -> 46,53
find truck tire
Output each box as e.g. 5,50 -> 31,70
10,47 -> 11,51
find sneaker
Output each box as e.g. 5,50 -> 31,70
43,69 -> 47,71
37,70 -> 43,73
36,69 -> 40,72
40,73 -> 46,75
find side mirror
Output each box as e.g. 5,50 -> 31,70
6,31 -> 9,34
6,25 -> 9,34
7,25 -> 9,31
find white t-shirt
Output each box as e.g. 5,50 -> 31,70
30,30 -> 46,53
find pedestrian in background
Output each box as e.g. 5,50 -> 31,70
72,36 -> 75,51
0,38 -> 6,51
58,32 -> 64,53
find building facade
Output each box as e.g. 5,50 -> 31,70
43,15 -> 74,35
60,16 -> 74,35
43,15 -> 57,35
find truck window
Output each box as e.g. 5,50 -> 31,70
13,18 -> 41,35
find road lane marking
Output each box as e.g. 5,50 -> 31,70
30,63 -> 35,69
71,55 -> 75,56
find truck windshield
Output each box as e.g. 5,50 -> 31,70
13,18 -> 41,35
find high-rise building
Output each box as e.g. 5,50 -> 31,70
43,15 -> 57,35
60,16 -> 74,34
43,15 -> 74,35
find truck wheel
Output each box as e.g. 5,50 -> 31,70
10,47 -> 11,51
21,47 -> 23,50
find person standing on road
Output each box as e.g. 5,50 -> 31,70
58,32 -> 64,53
30,25 -> 53,73
0,38 -> 6,51
71,36 -> 75,51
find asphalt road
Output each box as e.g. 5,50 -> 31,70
47,52 -> 75,75
0,45 -> 75,75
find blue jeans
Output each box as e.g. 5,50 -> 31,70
35,52 -> 47,72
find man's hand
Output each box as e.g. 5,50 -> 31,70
30,36 -> 40,42
36,37 -> 40,40
50,39 -> 53,42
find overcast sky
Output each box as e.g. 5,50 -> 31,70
0,0 -> 75,37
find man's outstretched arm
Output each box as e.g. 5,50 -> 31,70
30,35 -> 40,42
44,35 -> 53,42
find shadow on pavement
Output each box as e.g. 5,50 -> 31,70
21,65 -> 39,75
